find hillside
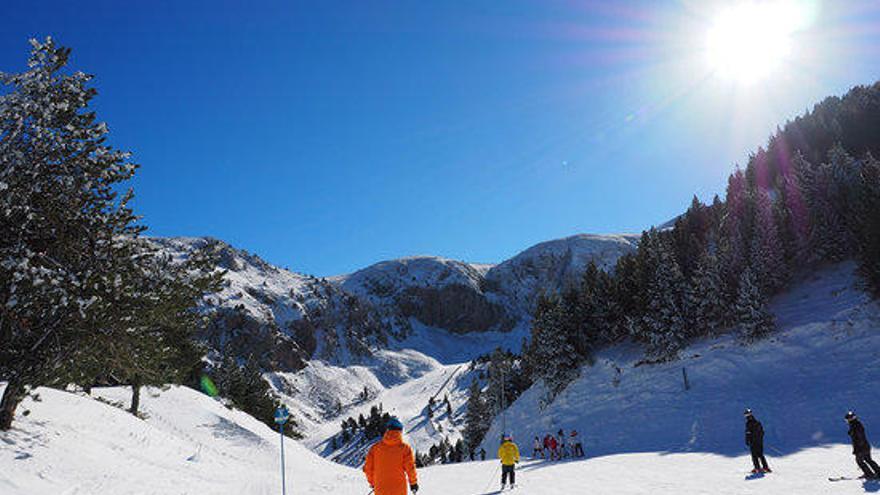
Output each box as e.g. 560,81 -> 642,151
0,384 -> 363,495
481,262 -> 880,459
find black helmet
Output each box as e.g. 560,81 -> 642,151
743,408 -> 753,417
845,411 -> 856,421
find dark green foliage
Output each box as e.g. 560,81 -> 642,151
735,269 -> 775,341
210,354 -> 301,438
463,379 -> 488,453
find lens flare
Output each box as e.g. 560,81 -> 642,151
200,375 -> 219,398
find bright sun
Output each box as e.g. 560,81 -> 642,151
706,2 -> 803,85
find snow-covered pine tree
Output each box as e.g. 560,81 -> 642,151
686,249 -> 727,338
640,235 -> 689,359
721,169 -> 750,285
526,294 -> 579,395
484,348 -> 513,415
735,268 -> 775,341
852,153 -> 880,294
750,189 -> 787,294
462,379 -> 488,454
578,261 -> 618,345
800,148 -> 855,263
779,152 -> 812,265
0,39 -> 144,430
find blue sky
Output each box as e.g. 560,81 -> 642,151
2,0 -> 879,275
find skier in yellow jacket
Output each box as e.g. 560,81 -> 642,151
497,435 -> 520,489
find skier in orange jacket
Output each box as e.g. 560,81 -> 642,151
363,417 -> 419,495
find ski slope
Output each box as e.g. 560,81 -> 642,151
0,384 -> 877,494
0,385 -> 362,495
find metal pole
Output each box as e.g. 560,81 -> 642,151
280,422 -> 287,495
501,367 -> 506,436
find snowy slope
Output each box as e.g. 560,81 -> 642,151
3,383 -> 879,494
482,262 -> 880,460
419,448 -> 878,494
0,385 -> 362,495
485,233 -> 639,317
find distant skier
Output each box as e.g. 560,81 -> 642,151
557,430 -> 567,459
479,447 -> 486,461
547,434 -> 558,460
363,417 -> 419,495
533,436 -> 543,459
571,430 -> 584,457
498,434 -> 520,489
846,411 -> 880,479
744,409 -> 771,473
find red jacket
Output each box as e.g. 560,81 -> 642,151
363,430 -> 418,495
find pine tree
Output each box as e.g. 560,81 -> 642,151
463,379 -> 488,453
0,39 -> 180,429
526,294 -> 578,394
637,232 -> 689,359
484,348 -> 512,415
750,189 -> 787,293
721,169 -> 750,285
735,268 -> 775,341
852,154 -> 880,294
779,152 -> 812,264
803,155 -> 852,261
578,261 -> 618,345
686,249 -> 727,337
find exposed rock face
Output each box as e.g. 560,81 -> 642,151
396,284 -> 513,334
153,233 -> 638,371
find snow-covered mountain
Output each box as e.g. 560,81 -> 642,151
157,233 -> 638,369
149,233 -> 638,460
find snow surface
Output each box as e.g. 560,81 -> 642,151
1,384 -> 878,494
0,385 -> 362,495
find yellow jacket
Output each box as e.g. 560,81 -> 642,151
498,441 -> 520,466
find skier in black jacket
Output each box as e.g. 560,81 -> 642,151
744,409 -> 771,473
846,411 -> 880,479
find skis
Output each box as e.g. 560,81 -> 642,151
829,476 -> 880,482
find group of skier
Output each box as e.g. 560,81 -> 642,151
532,429 -> 585,460
744,408 -> 880,480
362,410 -> 880,494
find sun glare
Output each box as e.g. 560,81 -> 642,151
706,2 -> 805,85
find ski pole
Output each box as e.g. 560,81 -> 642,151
766,444 -> 784,455
482,462 -> 502,493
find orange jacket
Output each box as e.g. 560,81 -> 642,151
363,430 -> 418,495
